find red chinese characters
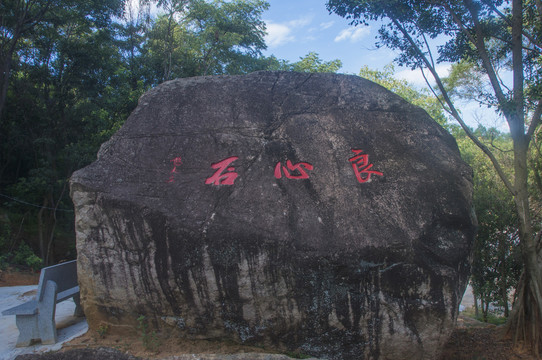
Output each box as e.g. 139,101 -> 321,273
274,160 -> 313,179
168,149 -> 383,186
167,156 -> 183,183
348,149 -> 383,183
205,156 -> 239,186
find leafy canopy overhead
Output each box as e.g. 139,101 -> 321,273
327,0 -> 541,121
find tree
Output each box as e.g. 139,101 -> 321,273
142,13 -> 193,84
458,127 -> 522,320
290,51 -> 343,73
155,0 -> 190,82
1,0 -> 125,265
116,0 -> 152,92
0,0 -> 276,267
187,0 -> 269,76
358,63 -> 522,320
0,0 -> 59,120
0,0 -> 124,122
359,64 -> 447,126
327,0 -> 542,352
260,52 -> 343,73
140,0 -> 269,85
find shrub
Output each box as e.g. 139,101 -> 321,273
13,243 -> 43,271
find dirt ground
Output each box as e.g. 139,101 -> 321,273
439,316 -> 537,360
2,268 -> 539,359
61,315 -> 538,360
0,267 -> 40,286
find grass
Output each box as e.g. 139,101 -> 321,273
461,307 -> 508,326
136,315 -> 161,353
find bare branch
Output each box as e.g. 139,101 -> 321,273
489,138 -> 514,154
497,68 -> 512,95
419,66 -> 453,115
420,31 -> 435,69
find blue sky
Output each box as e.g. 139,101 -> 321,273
262,1 -> 391,74
139,0 -> 506,131
260,0 -> 507,131
261,1 -> 422,79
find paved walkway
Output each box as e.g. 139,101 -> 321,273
0,285 -> 88,360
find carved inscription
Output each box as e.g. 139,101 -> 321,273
166,149 -> 383,185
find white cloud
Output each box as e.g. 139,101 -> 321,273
395,64 -> 451,87
265,22 -> 295,47
394,68 -> 426,86
320,21 -> 335,30
288,15 -> 313,28
264,15 -> 314,48
334,27 -> 371,42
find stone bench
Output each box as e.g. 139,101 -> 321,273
2,260 -> 83,347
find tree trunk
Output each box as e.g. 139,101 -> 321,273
45,181 -> 67,266
497,234 -> 510,317
503,0 -> 542,354
484,299 -> 489,322
503,287 -> 510,318
37,196 -> 48,261
45,212 -> 56,266
0,50 -> 15,120
474,291 -> 479,318
506,124 -> 542,354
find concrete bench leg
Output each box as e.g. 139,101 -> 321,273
14,315 -> 39,347
37,280 -> 58,345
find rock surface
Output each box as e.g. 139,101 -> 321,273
15,348 -> 140,360
70,71 -> 476,360
15,348 -> 317,360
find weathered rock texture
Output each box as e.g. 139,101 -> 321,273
15,348 -> 316,360
70,71 -> 476,360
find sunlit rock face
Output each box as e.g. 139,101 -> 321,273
70,71 -> 476,360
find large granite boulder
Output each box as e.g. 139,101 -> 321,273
70,71 -> 476,360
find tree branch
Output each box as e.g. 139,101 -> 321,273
527,100 -> 542,141
419,66 -> 452,115
457,0 -> 510,112
390,16 -> 516,196
511,0 -> 525,140
420,31 -> 435,69
482,0 -> 542,54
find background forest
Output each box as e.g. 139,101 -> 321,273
0,0 -> 538,327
